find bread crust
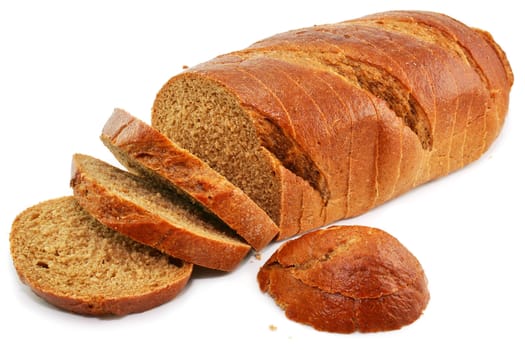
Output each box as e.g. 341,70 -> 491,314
10,197 -> 193,316
257,225 -> 430,333
70,154 -> 251,272
30,273 -> 190,316
152,11 -> 512,239
101,108 -> 278,250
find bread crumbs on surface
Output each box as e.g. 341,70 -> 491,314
269,324 -> 277,331
182,65 -> 189,69
255,252 -> 262,260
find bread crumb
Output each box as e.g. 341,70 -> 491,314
269,324 -> 277,331
182,65 -> 189,69
255,252 -> 262,260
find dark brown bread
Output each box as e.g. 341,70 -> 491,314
10,196 -> 193,316
100,108 -> 278,250
257,225 -> 429,333
70,153 -> 251,271
152,11 -> 513,239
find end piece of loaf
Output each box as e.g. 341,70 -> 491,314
152,11 -> 513,239
70,153 -> 251,271
10,196 -> 192,316
257,225 -> 429,333
100,108 -> 278,250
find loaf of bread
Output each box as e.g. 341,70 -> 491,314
9,10 -> 512,321
101,108 -> 278,250
10,197 -> 192,316
70,153 -> 251,271
152,10 -> 513,239
257,225 -> 429,333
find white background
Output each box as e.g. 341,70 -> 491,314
1,1 -> 524,349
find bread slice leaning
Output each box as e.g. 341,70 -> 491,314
100,108 -> 278,250
70,153 -> 251,271
10,196 -> 192,316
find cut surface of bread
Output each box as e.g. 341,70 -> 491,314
152,11 -> 513,239
70,153 -> 251,271
257,225 -> 430,333
153,74 -> 284,227
10,196 -> 192,316
100,108 -> 278,250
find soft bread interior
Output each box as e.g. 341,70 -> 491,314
153,76 -> 282,224
10,197 -> 190,299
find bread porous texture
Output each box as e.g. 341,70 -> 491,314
10,196 -> 192,316
153,75 -> 282,224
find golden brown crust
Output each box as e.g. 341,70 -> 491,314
257,225 -> 430,333
277,164 -> 325,240
358,10 -> 512,160
10,197 -> 193,316
101,108 -> 278,250
70,154 -> 251,271
152,11 -> 512,239
30,274 -> 190,316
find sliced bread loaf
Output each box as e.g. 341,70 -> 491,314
100,108 -> 278,250
70,153 -> 251,271
10,196 -> 192,316
152,11 -> 512,239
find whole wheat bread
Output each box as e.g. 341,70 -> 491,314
70,153 -> 251,271
257,225 -> 429,333
10,196 -> 192,316
152,10 -> 513,239
100,108 -> 278,250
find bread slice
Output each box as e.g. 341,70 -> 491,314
257,225 -> 429,333
10,196 -> 192,316
70,153 -> 251,271
100,108 -> 278,250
